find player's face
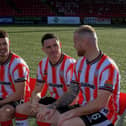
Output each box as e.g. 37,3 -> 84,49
0,37 -> 9,61
74,33 -> 86,56
42,38 -> 61,61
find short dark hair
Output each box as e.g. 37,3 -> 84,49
41,33 -> 58,46
0,30 -> 8,38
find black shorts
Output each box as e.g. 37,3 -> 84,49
0,98 -> 24,108
80,111 -> 114,126
38,97 -> 79,113
39,97 -> 113,126
39,97 -> 56,105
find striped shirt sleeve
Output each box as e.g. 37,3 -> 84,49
13,63 -> 29,82
99,64 -> 119,92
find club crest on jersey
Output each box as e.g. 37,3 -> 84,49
105,80 -> 113,85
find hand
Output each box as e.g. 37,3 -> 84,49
36,107 -> 56,121
57,109 -> 76,126
30,96 -> 39,104
30,102 -> 39,113
30,96 -> 40,113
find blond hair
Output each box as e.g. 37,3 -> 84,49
74,25 -> 97,41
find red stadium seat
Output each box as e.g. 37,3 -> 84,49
29,78 -> 36,93
118,92 -> 126,115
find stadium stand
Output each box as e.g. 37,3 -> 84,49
0,0 -> 54,16
0,0 -> 126,25
0,0 -> 126,17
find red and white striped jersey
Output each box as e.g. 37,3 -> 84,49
0,52 -> 30,102
72,51 -> 120,124
37,53 -> 76,99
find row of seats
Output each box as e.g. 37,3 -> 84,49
0,0 -> 126,17
0,0 -> 54,16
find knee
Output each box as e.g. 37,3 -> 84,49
16,103 -> 27,114
60,118 -> 86,126
0,106 -> 15,121
16,102 -> 31,115
16,104 -> 23,113
60,120 -> 70,126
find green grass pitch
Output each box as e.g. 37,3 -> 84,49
1,25 -> 126,125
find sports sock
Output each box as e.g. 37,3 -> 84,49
1,120 -> 13,126
15,113 -> 29,126
37,121 -> 51,126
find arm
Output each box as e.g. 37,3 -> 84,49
31,81 -> 46,103
36,82 -> 79,121
48,82 -> 79,109
0,81 -> 25,105
32,60 -> 48,102
69,89 -> 112,117
56,89 -> 112,126
30,81 -> 48,113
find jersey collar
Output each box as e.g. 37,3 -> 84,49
49,53 -> 64,67
86,51 -> 103,65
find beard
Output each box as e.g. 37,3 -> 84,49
77,50 -> 86,57
0,50 -> 9,57
0,49 -> 9,63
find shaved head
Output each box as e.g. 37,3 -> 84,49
74,25 -> 97,43
73,25 -> 99,58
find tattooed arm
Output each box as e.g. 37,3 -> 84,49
36,82 -> 79,121
48,81 -> 80,109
